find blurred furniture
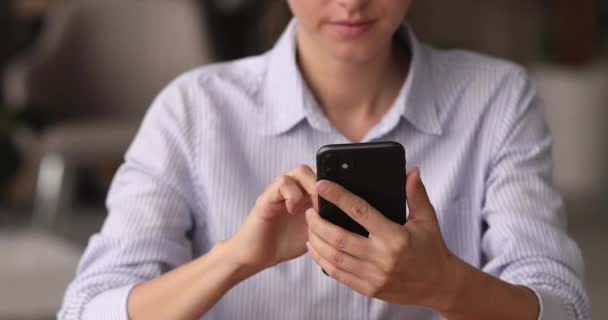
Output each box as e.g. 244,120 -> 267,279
2,0 -> 215,228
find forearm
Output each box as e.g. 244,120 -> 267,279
433,258 -> 539,320
128,240 -> 258,320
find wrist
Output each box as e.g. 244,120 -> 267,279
430,257 -> 540,320
428,254 -> 474,316
209,239 -> 261,285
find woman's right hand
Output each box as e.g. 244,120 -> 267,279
225,165 -> 318,273
128,165 -> 317,320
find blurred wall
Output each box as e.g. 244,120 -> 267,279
2,0 -> 607,214
408,0 -> 608,220
408,0 -> 547,64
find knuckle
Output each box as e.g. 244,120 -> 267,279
351,200 -> 370,221
365,284 -> 382,298
389,233 -> 409,253
377,274 -> 390,288
294,164 -> 311,175
334,231 -> 348,250
331,251 -> 345,266
274,174 -> 290,186
326,264 -> 341,280
307,218 -> 317,230
380,256 -> 399,274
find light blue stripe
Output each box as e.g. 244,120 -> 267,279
59,20 -> 590,320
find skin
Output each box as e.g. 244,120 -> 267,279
291,0 -> 411,142
307,168 -> 540,319
127,1 -> 540,319
128,165 -> 319,319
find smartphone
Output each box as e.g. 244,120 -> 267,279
316,141 -> 407,238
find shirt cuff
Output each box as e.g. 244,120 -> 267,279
82,285 -> 136,320
526,286 -> 571,320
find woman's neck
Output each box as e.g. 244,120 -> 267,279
296,30 -> 409,142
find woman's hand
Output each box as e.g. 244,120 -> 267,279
306,167 -> 462,309
128,165 -> 317,320
227,165 -> 318,273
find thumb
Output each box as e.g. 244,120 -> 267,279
406,167 -> 435,222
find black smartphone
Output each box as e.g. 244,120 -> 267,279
316,141 -> 407,238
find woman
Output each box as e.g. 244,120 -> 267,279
60,1 -> 589,319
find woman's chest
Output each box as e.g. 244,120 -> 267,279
192,124 -> 487,266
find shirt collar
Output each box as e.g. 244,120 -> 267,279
259,19 -> 306,136
260,19 -> 442,137
396,26 -> 443,135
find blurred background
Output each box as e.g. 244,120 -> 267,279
0,0 -> 606,319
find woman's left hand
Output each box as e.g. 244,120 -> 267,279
306,167 -> 463,308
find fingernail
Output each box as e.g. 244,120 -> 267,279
317,180 -> 330,195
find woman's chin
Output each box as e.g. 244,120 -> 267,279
321,33 -> 391,65
329,46 -> 384,65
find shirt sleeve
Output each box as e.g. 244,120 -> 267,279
480,68 -> 591,320
58,77 -> 201,319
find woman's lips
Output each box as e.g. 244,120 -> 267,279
328,20 -> 377,37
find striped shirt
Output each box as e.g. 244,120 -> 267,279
59,20 -> 590,320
